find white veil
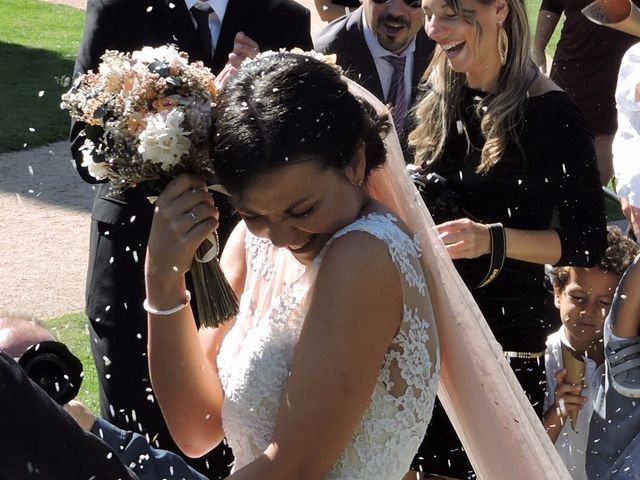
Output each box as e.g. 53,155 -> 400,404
347,78 -> 572,479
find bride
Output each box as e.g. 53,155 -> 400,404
144,52 -> 439,479
145,51 -> 574,479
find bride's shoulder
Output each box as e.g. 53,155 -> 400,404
321,218 -> 399,276
315,227 -> 403,307
319,209 -> 422,287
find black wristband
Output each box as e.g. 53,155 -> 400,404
477,222 -> 506,288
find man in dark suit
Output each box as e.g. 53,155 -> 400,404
314,0 -> 433,149
70,1 -> 312,477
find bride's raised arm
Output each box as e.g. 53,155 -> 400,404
145,174 -> 242,458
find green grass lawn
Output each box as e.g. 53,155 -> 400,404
0,0 -> 85,153
47,311 -> 100,413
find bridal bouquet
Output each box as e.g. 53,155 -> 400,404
61,45 -> 238,328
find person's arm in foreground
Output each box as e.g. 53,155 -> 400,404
64,399 -> 207,480
0,352 -> 138,480
609,255 -> 640,338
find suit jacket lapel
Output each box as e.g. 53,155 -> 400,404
341,9 -> 384,101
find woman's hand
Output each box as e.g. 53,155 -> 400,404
436,218 -> 491,259
147,174 -> 219,277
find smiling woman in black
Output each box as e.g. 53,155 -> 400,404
430,85 -> 606,354
410,0 -> 606,476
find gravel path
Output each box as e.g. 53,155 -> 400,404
1,0 -> 324,320
0,143 -> 94,319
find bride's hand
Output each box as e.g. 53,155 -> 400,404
147,174 -> 219,276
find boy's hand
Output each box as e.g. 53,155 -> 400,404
552,368 -> 587,418
64,398 -> 97,432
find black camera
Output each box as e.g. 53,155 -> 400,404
411,171 -> 461,224
18,341 -> 84,405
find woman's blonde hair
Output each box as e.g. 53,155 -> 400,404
409,0 -> 535,173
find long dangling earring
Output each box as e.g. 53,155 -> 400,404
498,21 -> 509,66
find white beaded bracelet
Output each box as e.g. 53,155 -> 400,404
143,290 -> 192,316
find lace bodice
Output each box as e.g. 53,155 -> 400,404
217,213 -> 439,478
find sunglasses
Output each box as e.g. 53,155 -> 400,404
371,0 -> 423,8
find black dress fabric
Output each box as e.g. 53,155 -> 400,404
413,86 -> 607,478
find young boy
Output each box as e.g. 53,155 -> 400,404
544,227 -> 639,480
587,252 -> 640,479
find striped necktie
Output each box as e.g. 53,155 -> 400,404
383,55 -> 408,137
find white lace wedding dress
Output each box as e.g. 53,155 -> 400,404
217,213 -> 439,479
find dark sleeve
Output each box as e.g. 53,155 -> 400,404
0,351 -> 138,480
70,0 -> 119,184
263,0 -> 313,51
293,6 -> 313,50
540,0 -> 564,15
92,418 -> 208,480
544,95 -> 607,266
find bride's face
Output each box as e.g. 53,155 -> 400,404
234,160 -> 365,265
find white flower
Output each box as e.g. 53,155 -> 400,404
79,139 -> 110,180
132,45 -> 187,69
137,109 -> 191,170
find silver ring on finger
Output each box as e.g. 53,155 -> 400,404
188,210 -> 199,225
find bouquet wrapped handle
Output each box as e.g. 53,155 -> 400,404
196,232 -> 220,263
192,232 -> 239,328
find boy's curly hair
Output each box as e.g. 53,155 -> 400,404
550,226 -> 640,290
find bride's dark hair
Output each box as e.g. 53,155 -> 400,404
212,52 -> 389,195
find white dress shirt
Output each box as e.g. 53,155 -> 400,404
613,43 -> 640,208
544,328 -> 605,480
184,0 -> 229,51
361,14 -> 415,105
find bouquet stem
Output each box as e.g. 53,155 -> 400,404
191,234 -> 239,328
